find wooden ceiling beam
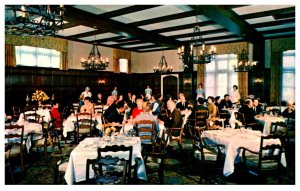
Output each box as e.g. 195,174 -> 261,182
100,5 -> 161,18
188,5 -> 264,43
251,18 -> 295,28
64,6 -> 181,48
240,7 -> 295,20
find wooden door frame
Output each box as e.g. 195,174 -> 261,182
161,74 -> 179,98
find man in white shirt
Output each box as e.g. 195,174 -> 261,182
81,86 -> 92,98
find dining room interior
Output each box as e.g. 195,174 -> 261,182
4,2 -> 296,188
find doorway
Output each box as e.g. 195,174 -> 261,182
161,74 -> 179,100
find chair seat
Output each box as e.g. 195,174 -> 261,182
145,156 -> 161,169
243,155 -> 279,170
9,145 -> 22,156
79,128 -> 91,134
194,149 -> 218,161
58,161 -> 69,172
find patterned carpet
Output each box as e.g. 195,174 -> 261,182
5,137 -> 295,185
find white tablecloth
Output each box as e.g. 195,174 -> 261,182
23,108 -> 51,123
255,115 -> 287,135
5,121 -> 43,152
63,114 -> 102,137
203,128 -> 286,177
64,137 -> 147,184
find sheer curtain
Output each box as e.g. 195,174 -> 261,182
205,54 -> 238,98
281,50 -> 295,102
15,45 -> 60,68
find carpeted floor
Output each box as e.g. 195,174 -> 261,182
5,137 -> 295,185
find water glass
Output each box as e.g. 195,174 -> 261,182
225,125 -> 231,128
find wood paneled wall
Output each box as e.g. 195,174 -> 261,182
5,67 -> 192,114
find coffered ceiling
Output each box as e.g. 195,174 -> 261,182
6,4 -> 295,53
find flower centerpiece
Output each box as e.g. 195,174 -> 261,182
31,90 -> 49,106
105,126 -> 117,136
235,120 -> 242,129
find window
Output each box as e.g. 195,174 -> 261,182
205,54 -> 238,97
281,50 -> 295,102
119,58 -> 128,73
15,45 -> 60,68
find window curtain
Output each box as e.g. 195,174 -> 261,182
270,51 -> 283,105
113,48 -> 131,74
197,64 -> 205,87
59,51 -> 68,70
238,72 -> 248,100
5,44 -> 16,67
5,34 -> 68,70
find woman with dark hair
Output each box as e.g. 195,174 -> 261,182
230,85 -> 241,104
80,96 -> 94,114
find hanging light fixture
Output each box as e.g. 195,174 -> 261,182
233,49 -> 258,72
81,27 -> 109,71
177,15 -> 216,65
5,5 -> 64,36
154,52 -> 173,74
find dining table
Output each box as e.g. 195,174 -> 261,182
64,136 -> 147,184
5,118 -> 43,153
62,113 -> 102,137
255,114 -> 287,135
202,128 -> 286,177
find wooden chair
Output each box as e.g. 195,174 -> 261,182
86,145 -> 133,184
143,129 -> 169,184
166,122 -> 184,151
94,104 -> 103,115
270,121 -> 290,152
75,113 -> 93,143
239,135 -> 284,183
12,106 -> 21,120
236,112 -> 260,130
24,110 -> 42,123
194,109 -> 208,128
5,124 -> 25,172
72,103 -> 80,113
51,127 -> 75,184
190,125 -> 224,183
135,120 -> 156,149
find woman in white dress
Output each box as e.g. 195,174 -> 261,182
229,85 -> 241,104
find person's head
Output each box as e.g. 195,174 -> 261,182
167,99 -> 176,111
244,99 -> 253,108
132,94 -> 136,100
144,102 -> 151,113
84,96 -> 92,104
114,86 -> 117,90
198,97 -> 205,105
215,96 -> 221,103
147,85 -> 150,89
127,92 -> 132,98
107,96 -> 115,106
179,93 -> 185,101
287,101 -> 294,109
52,100 -> 59,108
207,96 -> 215,104
116,101 -> 125,112
198,83 -> 203,88
118,94 -> 123,100
85,86 -> 90,92
224,94 -> 230,101
253,98 -> 259,107
233,85 -> 238,90
136,98 -> 143,109
97,93 -> 102,99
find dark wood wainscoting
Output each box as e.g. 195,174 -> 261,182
5,67 -> 197,114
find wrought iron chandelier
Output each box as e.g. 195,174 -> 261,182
81,30 -> 109,71
5,5 -> 64,36
154,52 -> 173,74
233,49 -> 258,72
177,16 -> 216,65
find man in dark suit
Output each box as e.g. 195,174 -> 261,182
106,101 -> 125,124
176,93 -> 189,111
163,99 -> 183,136
103,96 -> 116,120
220,94 -> 233,109
239,99 -> 256,124
253,98 -> 263,115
